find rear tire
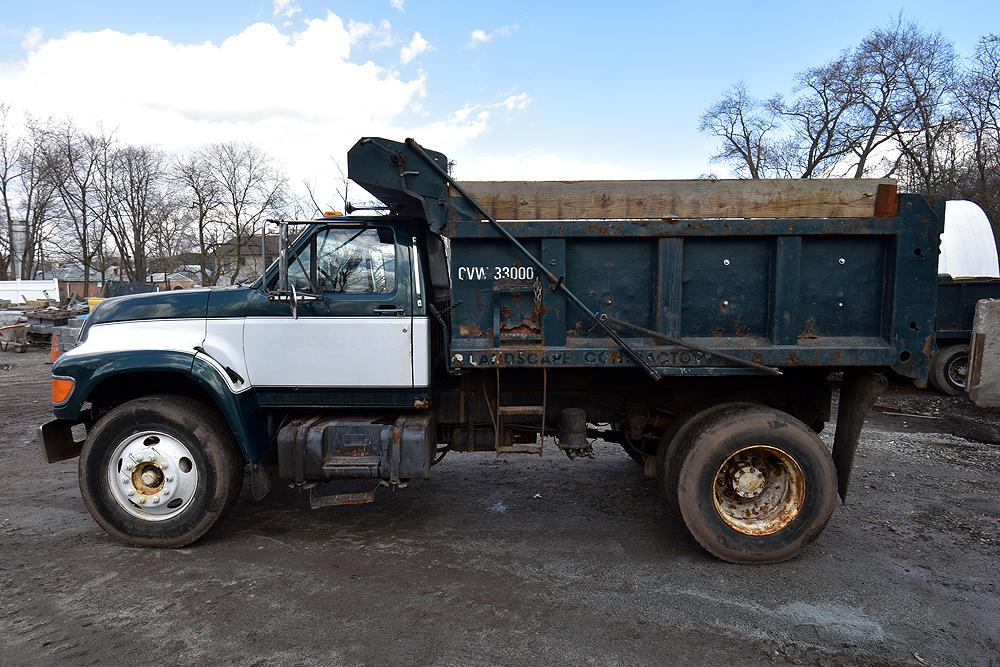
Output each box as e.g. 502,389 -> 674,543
658,402 -> 758,517
929,344 -> 969,395
79,395 -> 243,548
671,404 -> 837,564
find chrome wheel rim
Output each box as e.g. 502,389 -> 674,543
947,354 -> 968,389
107,431 -> 199,521
712,445 -> 805,536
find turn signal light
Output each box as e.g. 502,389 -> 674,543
51,377 -> 75,405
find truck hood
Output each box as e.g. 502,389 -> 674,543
84,286 -> 256,329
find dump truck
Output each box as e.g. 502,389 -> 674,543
39,137 -> 943,563
930,276 -> 1000,394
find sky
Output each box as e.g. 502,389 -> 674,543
0,0 -> 997,205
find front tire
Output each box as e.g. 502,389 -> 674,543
79,395 -> 243,548
671,404 -> 837,564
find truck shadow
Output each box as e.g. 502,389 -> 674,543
213,442 -> 704,562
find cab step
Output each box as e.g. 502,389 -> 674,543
496,442 -> 544,454
497,405 -> 545,416
308,481 -> 386,508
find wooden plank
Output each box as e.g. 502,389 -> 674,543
453,179 -> 897,220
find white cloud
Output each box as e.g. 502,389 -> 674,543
399,31 -> 431,64
21,27 -> 43,52
272,0 -> 301,19
501,93 -> 531,111
390,0 -> 405,11
412,93 -> 531,155
0,13 -> 515,201
347,18 -> 395,50
467,25 -> 517,48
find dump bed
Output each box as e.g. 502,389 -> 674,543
348,137 -> 943,380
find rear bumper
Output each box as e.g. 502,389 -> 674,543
38,419 -> 85,463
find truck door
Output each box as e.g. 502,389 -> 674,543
242,224 -> 421,405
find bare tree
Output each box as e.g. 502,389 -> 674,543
699,83 -> 778,178
99,144 -> 167,281
701,17 -> 970,188
769,56 -> 860,178
173,151 -> 224,285
0,110 -> 59,279
40,121 -> 107,295
204,142 -> 287,284
0,103 -> 16,278
880,19 -> 961,193
957,36 -> 1000,218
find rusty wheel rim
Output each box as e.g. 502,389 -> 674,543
711,445 -> 805,536
107,431 -> 199,522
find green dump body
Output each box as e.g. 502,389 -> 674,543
349,137 -> 943,381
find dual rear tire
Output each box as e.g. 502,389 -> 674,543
656,403 -> 837,563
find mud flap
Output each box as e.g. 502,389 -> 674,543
38,419 -> 84,463
832,370 -> 886,502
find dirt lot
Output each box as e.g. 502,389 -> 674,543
1,350 -> 998,666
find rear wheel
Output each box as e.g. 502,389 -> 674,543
670,404 -> 837,563
79,395 -> 243,548
658,402 -> 758,517
929,344 -> 969,395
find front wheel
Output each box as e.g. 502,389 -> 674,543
79,395 -> 244,547
671,404 -> 837,563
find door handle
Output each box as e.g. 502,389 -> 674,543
373,305 -> 405,316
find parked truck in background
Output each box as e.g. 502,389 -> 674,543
931,276 -> 1000,394
39,137 -> 943,563
927,200 -> 1000,394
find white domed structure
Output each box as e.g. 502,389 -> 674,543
939,200 -> 999,278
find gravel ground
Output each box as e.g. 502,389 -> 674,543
1,350 -> 998,666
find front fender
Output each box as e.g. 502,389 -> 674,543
52,350 -> 268,461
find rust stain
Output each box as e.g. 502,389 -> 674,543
922,334 -> 934,357
459,325 -> 483,337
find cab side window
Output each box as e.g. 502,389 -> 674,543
286,242 -> 314,292
315,228 -> 396,294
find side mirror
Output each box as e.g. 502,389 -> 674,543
265,219 -> 321,317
